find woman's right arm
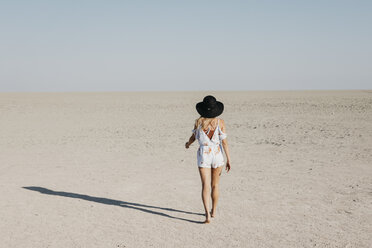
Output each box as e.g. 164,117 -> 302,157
220,120 -> 231,172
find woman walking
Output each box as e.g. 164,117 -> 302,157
185,95 -> 231,224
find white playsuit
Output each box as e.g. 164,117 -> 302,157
192,119 -> 227,169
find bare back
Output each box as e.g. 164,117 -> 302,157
195,117 -> 226,134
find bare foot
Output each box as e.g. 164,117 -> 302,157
204,212 -> 211,224
210,210 -> 216,218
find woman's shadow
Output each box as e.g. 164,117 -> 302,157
23,186 -> 204,224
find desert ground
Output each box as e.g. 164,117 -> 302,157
0,91 -> 371,248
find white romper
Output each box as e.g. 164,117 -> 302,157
192,119 -> 227,168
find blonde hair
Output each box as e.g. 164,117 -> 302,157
195,117 -> 219,131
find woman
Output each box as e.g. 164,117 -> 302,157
185,95 -> 231,224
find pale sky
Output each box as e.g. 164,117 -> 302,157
1,0 -> 371,91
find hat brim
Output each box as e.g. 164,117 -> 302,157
196,101 -> 224,118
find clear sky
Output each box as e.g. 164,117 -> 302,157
1,0 -> 371,91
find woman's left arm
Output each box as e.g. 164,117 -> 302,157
185,122 -> 197,149
185,134 -> 195,149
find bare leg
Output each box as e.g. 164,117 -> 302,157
198,167 -> 211,223
211,166 -> 223,217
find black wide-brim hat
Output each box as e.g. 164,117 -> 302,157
196,95 -> 224,118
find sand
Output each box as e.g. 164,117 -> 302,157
0,91 -> 371,248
